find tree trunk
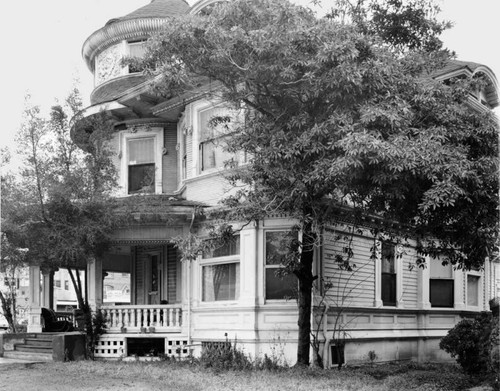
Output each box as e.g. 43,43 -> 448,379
0,290 -> 16,333
295,224 -> 316,366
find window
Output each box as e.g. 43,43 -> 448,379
265,231 -> 298,300
201,236 -> 240,302
381,242 -> 396,306
127,137 -> 155,194
429,261 -> 454,308
202,263 -> 240,301
199,106 -> 234,172
64,280 -> 69,290
127,40 -> 146,73
55,280 -> 61,288
467,275 -> 480,306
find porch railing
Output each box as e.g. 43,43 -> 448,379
100,304 -> 182,333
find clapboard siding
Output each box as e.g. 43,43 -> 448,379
323,228 -> 375,308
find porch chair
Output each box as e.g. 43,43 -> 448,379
41,307 -> 75,332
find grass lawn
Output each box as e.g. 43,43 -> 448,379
0,360 -> 488,391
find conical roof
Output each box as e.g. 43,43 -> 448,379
107,0 -> 190,25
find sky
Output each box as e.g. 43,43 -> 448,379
1,0 -> 499,152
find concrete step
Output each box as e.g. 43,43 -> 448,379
3,350 -> 53,362
24,338 -> 53,347
32,333 -> 59,341
15,345 -> 52,354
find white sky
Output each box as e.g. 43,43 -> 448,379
1,0 -> 499,151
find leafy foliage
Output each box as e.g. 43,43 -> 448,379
143,0 -> 498,365
439,312 -> 493,375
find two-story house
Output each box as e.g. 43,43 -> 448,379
24,0 -> 499,366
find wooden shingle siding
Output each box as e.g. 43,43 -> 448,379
162,123 -> 178,194
323,229 -> 375,308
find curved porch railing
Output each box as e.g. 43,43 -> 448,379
100,304 -> 182,333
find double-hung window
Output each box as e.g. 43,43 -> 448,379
201,236 -> 240,302
264,231 -> 298,300
429,261 -> 454,308
127,137 -> 155,194
381,242 -> 396,306
199,106 -> 234,172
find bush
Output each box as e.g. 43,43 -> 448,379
439,312 -> 492,375
199,341 -> 253,371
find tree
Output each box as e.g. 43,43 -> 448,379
142,0 -> 498,365
6,90 -> 118,344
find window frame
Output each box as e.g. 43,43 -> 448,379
199,236 -> 241,304
466,271 -> 482,308
429,260 -> 455,308
119,128 -> 163,196
264,229 -> 299,302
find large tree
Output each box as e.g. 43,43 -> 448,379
4,90 -> 118,339
142,0 -> 498,365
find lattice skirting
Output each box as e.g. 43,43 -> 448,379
94,335 -> 190,359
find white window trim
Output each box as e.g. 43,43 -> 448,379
199,255 -> 241,304
374,241 -> 404,308
119,128 -> 163,196
465,270 -> 483,310
191,100 -> 244,176
263,229 -> 301,303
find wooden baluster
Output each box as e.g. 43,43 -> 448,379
118,308 -> 123,328
175,308 -> 180,327
169,308 -> 174,327
131,308 -> 136,327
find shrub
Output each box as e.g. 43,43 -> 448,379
199,340 -> 253,371
439,312 -> 492,375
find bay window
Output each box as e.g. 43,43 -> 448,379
198,106 -> 234,172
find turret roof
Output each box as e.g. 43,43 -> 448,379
106,0 -> 190,25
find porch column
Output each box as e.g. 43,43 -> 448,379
87,257 -> 103,310
41,270 -> 54,309
27,265 -> 42,333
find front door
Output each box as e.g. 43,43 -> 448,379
146,253 -> 162,304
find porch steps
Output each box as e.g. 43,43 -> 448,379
3,333 -> 58,362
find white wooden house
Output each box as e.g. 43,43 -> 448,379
25,0 -> 500,366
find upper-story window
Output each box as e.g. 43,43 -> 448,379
120,128 -> 163,196
128,137 -> 155,194
127,40 -> 146,73
199,106 -> 234,172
